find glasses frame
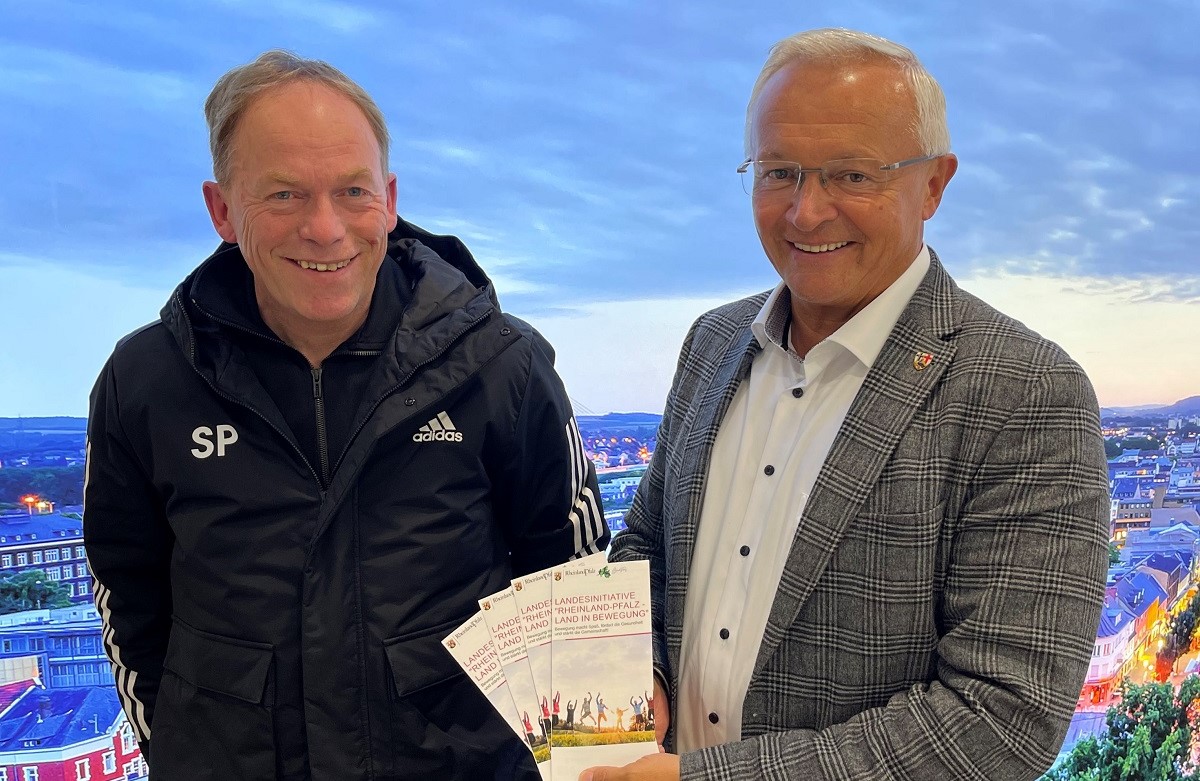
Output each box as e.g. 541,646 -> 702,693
736,153 -> 943,195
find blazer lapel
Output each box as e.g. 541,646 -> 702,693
667,317 -> 760,673
752,254 -> 962,676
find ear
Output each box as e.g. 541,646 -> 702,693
921,154 -> 958,221
202,181 -> 239,244
384,172 -> 399,231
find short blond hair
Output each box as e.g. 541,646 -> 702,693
745,28 -> 950,158
204,50 -> 390,183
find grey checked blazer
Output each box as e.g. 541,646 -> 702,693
609,252 -> 1110,780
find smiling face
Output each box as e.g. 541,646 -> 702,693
748,58 -> 956,333
202,79 -> 398,360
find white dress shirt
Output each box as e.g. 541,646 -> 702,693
675,246 -> 931,752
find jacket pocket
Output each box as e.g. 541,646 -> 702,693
382,617 -> 536,781
151,618 -> 276,780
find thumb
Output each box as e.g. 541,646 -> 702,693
580,767 -> 619,781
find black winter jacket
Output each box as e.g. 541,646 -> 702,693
83,219 -> 608,779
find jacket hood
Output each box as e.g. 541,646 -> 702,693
387,216 -> 495,296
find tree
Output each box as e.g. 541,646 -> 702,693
1106,439 -> 1124,459
1043,677 -> 1200,780
0,465 -> 84,506
0,569 -> 72,615
1122,436 -> 1164,453
1156,594 -> 1200,679
1109,543 -> 1122,566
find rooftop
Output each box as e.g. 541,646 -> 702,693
0,512 -> 83,547
0,684 -> 122,751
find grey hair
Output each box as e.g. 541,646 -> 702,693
204,49 -> 390,183
744,28 -> 950,158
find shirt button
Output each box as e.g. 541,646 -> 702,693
739,545 -> 750,556
708,712 -> 719,724
719,628 -> 730,640
763,465 -> 775,476
792,387 -> 804,398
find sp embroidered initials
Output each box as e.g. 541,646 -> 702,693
191,425 -> 239,458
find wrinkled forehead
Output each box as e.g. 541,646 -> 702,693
227,81 -> 386,174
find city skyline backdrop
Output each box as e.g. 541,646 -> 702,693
1,0 -> 1197,416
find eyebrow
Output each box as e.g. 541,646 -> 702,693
259,168 -> 374,187
262,170 -> 301,187
338,167 -> 373,182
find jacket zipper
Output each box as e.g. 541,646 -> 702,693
312,367 -> 330,487
178,290 -> 498,486
174,291 -> 324,491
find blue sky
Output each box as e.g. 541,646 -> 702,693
2,0 -> 1197,415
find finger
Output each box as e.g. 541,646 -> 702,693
580,767 -> 619,781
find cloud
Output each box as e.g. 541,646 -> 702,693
955,268 -> 1200,406
0,44 -> 199,108
0,256 -> 175,417
208,0 -> 380,34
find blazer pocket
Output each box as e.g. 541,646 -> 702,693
382,617 -> 535,780
152,618 -> 276,780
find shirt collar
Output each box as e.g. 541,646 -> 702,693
751,244 -> 931,368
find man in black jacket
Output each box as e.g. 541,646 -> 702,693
83,50 -> 608,780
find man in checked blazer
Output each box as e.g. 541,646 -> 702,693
586,28 -> 1109,781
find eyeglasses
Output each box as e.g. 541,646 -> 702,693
736,154 -> 942,198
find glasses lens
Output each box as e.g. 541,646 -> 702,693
741,161 -> 799,196
740,159 -> 891,198
823,159 -> 887,197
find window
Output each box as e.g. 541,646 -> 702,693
79,582 -> 89,596
75,758 -> 89,781
30,551 -> 41,564
102,752 -> 115,773
0,767 -> 7,781
76,564 -> 88,578
75,546 -> 85,558
45,550 -> 58,563
60,548 -> 71,560
48,570 -> 60,582
22,768 -> 37,781
1,555 -> 10,567
15,553 -> 26,566
121,723 -> 137,752
67,583 -> 75,597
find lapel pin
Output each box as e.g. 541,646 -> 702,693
913,352 -> 934,371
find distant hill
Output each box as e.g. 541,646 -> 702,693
1158,396 -> 1200,416
0,418 -> 87,433
1101,396 -> 1200,419
577,413 -> 662,426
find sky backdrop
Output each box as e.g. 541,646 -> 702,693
2,0 -> 1197,416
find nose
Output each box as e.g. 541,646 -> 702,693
785,173 -> 838,232
297,195 -> 347,246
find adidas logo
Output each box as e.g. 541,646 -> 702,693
413,411 -> 464,443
